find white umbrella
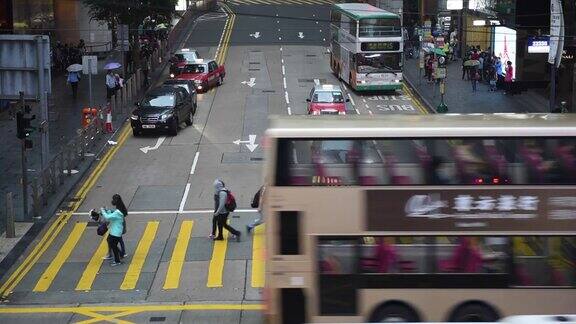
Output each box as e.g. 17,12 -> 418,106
67,64 -> 83,72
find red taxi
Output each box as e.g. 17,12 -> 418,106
174,59 -> 225,93
169,48 -> 200,76
306,84 -> 349,115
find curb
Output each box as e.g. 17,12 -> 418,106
403,68 -> 437,114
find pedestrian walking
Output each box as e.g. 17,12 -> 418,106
106,70 -> 117,100
504,61 -> 513,94
103,194 -> 128,260
67,71 -> 81,99
247,185 -> 266,233
100,195 -> 127,266
494,57 -> 504,89
471,69 -> 480,92
211,179 -> 241,242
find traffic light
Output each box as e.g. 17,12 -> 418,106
16,109 -> 36,140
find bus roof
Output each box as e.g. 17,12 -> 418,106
333,3 -> 399,20
267,114 -> 576,138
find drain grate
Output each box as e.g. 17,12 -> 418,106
250,50 -> 262,53
150,317 -> 166,322
306,54 -> 317,57
249,62 -> 260,64
248,68 -> 260,71
250,157 -> 264,161
262,90 -> 275,93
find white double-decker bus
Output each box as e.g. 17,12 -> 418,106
330,3 -> 403,91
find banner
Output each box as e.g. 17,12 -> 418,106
549,0 -> 564,67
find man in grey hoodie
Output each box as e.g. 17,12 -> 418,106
212,179 -> 241,241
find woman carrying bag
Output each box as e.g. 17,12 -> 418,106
100,194 -> 128,266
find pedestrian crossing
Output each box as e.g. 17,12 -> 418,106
226,0 -> 337,6
21,220 -> 265,294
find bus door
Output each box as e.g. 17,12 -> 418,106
341,49 -> 350,83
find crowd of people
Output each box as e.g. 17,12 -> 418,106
461,45 -> 514,94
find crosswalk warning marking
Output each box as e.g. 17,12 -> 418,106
163,220 -> 194,290
206,222 -> 231,288
251,224 -> 265,288
75,234 -> 109,291
33,222 -> 87,292
120,221 -> 159,290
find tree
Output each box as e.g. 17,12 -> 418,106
82,0 -> 177,68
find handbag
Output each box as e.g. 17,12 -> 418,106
97,223 -> 108,236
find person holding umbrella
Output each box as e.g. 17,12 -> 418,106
66,64 -> 82,99
104,63 -> 121,100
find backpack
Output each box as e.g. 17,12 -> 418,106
222,189 -> 237,212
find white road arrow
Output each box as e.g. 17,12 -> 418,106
140,136 -> 166,154
241,77 -> 256,87
298,32 -> 305,39
233,134 -> 259,152
63,169 -> 79,175
250,32 -> 261,39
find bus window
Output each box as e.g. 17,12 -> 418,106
360,237 -> 428,273
318,239 -> 356,274
437,237 -> 508,274
359,18 -> 401,37
513,237 -> 576,287
355,53 -> 401,74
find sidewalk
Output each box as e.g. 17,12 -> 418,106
403,57 -> 549,114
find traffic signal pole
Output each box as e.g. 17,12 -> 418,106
19,92 -> 28,219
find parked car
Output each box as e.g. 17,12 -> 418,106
163,79 -> 197,115
174,59 -> 225,93
130,86 -> 194,136
306,84 -> 348,115
169,48 -> 201,76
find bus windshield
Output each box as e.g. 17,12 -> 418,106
356,53 -> 401,73
359,18 -> 401,37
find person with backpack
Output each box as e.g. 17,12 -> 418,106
211,179 -> 241,242
247,185 -> 266,234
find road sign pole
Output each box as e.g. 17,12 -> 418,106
36,36 -> 50,170
19,92 -> 28,219
89,72 -> 93,107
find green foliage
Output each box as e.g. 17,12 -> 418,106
82,0 -> 177,29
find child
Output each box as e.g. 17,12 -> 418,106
489,72 -> 497,92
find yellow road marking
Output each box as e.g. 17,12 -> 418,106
33,222 -> 87,292
75,234 -> 109,291
163,220 -> 194,290
121,221 -> 159,290
75,310 -> 138,324
218,3 -> 236,66
251,224 -> 265,288
0,124 -> 131,297
207,221 -> 230,288
0,303 -> 264,314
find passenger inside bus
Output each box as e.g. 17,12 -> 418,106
439,237 -> 483,273
360,238 -> 416,273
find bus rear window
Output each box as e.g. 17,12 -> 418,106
275,137 -> 576,186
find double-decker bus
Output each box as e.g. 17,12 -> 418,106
263,114 -> 576,323
330,3 -> 403,91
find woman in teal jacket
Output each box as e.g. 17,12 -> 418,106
101,194 -> 127,266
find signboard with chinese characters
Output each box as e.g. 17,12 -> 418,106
366,189 -> 576,232
361,42 -> 400,52
528,36 -> 550,54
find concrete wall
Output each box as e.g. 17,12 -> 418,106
54,0 -> 111,51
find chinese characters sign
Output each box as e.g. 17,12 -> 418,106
366,189 -> 576,232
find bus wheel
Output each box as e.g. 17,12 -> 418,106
369,302 -> 420,322
449,302 -> 499,322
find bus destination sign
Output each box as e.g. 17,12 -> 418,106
366,188 -> 576,232
361,42 -> 400,52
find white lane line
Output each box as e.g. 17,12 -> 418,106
285,91 -> 290,104
282,65 -> 286,75
362,98 -> 367,103
355,108 -> 360,114
368,110 -> 373,115
283,77 -> 287,89
73,209 -> 258,216
287,107 -> 292,115
281,58 -> 284,64
179,183 -> 191,212
347,93 -> 355,106
190,151 -> 200,175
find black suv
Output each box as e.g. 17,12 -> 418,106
130,86 -> 194,136
163,79 -> 197,115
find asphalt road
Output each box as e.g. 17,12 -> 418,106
0,2 -> 425,323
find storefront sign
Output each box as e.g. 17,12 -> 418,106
527,36 -> 550,53
446,0 -> 463,10
366,189 -> 576,232
549,0 -> 564,67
